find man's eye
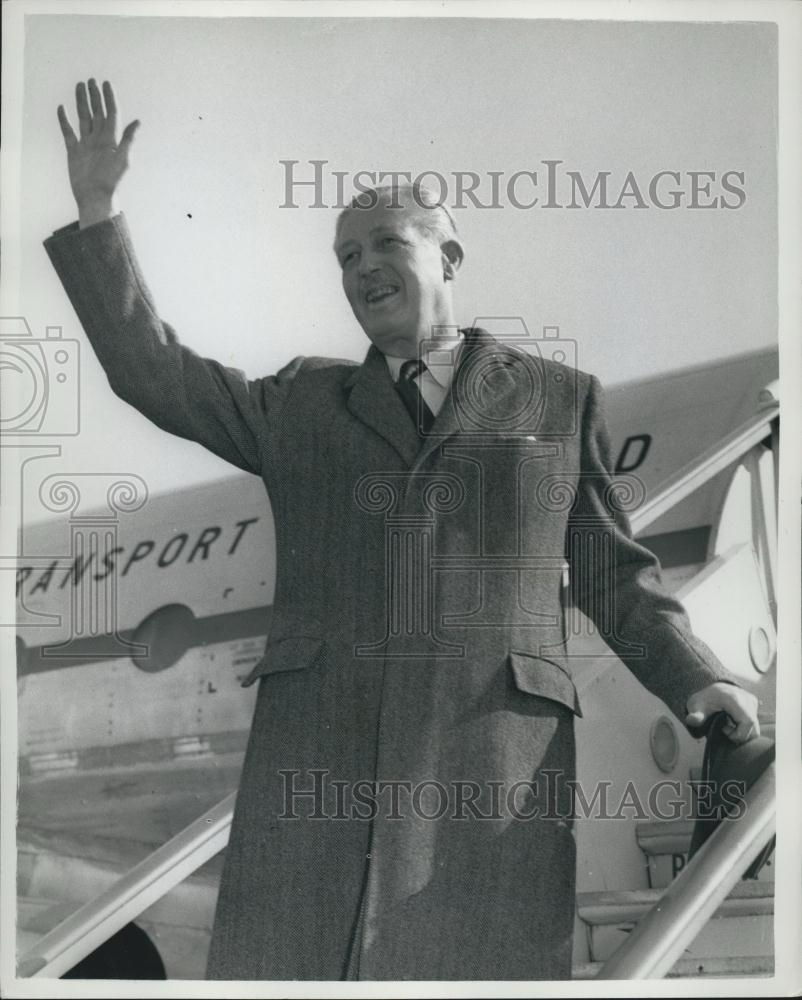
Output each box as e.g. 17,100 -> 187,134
341,251 -> 358,266
380,237 -> 400,248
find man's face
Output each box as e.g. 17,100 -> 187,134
335,202 -> 452,357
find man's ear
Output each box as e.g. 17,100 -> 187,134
441,239 -> 464,281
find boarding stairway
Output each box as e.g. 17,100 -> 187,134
573,799 -> 775,979
16,385 -> 781,981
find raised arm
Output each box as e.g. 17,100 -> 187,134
48,81 -> 300,475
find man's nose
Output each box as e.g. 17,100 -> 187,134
357,249 -> 381,276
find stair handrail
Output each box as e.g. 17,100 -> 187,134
596,762 -> 776,979
17,397 -> 779,980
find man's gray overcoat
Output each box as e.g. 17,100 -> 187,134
45,215 -> 734,980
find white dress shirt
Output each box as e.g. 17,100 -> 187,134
383,332 -> 465,418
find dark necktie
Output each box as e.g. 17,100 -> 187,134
396,359 -> 435,435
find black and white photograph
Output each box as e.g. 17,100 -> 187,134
2,1 -> 800,995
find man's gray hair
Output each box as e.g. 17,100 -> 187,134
334,181 -> 459,249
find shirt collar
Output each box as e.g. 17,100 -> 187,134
384,331 -> 465,386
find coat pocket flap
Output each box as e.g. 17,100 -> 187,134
241,636 -> 324,688
508,651 -> 583,717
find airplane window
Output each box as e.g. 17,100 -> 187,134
649,715 -> 680,774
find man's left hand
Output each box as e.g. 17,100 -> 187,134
685,682 -> 760,743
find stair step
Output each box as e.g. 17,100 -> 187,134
636,819 -> 696,857
577,879 -> 773,927
573,954 -> 774,979
636,820 -> 775,860
636,818 -> 776,865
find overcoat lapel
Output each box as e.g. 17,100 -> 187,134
345,345 -> 421,466
411,327 -> 523,471
347,330 -> 529,472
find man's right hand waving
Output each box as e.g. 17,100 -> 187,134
58,80 -> 140,229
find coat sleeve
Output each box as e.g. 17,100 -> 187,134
567,373 -> 740,728
43,214 -> 302,476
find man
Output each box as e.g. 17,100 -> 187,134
46,80 -> 759,981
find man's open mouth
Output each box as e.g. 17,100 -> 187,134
364,284 -> 400,305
